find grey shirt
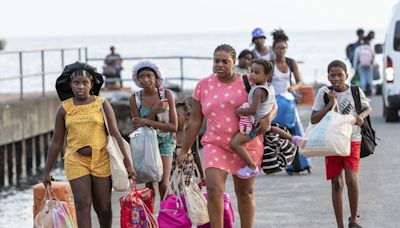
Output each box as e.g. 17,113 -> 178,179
248,83 -> 276,120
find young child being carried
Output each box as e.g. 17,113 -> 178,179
230,59 -> 307,179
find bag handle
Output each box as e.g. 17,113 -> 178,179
37,185 -> 61,225
100,100 -> 111,136
162,167 -> 186,210
125,179 -> 158,228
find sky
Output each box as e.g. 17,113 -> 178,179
0,0 -> 399,38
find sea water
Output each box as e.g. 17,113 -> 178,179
0,29 -> 384,95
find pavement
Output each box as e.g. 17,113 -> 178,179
91,95 -> 400,228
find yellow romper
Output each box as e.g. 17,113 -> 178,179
62,96 -> 110,181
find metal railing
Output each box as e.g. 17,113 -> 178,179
87,55 -> 213,90
0,47 -> 87,100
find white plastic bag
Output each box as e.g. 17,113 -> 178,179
303,104 -> 355,157
129,126 -> 163,184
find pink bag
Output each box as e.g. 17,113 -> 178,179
198,192 -> 234,228
158,168 -> 191,228
157,194 -> 191,228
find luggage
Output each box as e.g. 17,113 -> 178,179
120,181 -> 157,228
158,169 -> 192,228
33,182 -> 77,227
197,192 -> 235,228
272,93 -> 297,129
261,124 -> 297,174
285,150 -> 312,175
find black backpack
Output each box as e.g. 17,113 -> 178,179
323,86 -> 377,158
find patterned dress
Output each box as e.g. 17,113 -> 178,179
63,96 -> 110,181
193,74 -> 264,174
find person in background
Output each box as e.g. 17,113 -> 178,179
103,46 -> 124,89
347,29 -> 365,68
42,62 -> 135,228
129,59 -> 178,200
171,100 -> 206,187
270,28 -> 304,135
353,36 -> 374,96
233,49 -> 254,75
366,31 -> 375,46
251,27 -> 273,60
311,60 -> 370,228
177,44 -> 276,228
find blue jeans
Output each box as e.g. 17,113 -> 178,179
357,65 -> 373,92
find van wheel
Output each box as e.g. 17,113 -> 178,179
375,84 -> 382,95
385,106 -> 399,122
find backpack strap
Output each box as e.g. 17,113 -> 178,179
134,91 -> 142,109
323,86 -> 333,106
285,57 -> 294,74
242,75 -> 251,93
135,88 -> 166,110
158,87 -> 166,99
351,86 -> 362,114
323,85 -> 362,114
271,57 -> 294,85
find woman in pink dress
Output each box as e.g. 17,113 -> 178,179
177,44 -> 277,228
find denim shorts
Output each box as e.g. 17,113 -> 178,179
157,131 -> 175,157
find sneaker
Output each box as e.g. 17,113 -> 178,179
236,166 -> 260,179
348,217 -> 362,228
291,136 -> 307,149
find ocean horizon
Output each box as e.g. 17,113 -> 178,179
0,29 -> 385,94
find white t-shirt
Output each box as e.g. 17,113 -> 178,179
312,85 -> 370,142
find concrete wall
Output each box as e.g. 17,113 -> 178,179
0,95 -> 60,145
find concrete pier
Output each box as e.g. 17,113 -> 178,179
0,94 -> 59,186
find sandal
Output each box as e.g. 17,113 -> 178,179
348,217 -> 362,228
237,166 -> 260,179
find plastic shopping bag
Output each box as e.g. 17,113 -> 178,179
129,126 -> 163,184
34,187 -> 74,228
302,104 -> 355,157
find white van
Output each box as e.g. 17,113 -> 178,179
382,1 -> 400,122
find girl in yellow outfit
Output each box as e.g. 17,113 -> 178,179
42,62 -> 136,228
62,95 -> 111,180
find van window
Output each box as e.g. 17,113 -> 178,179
394,21 -> 400,51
